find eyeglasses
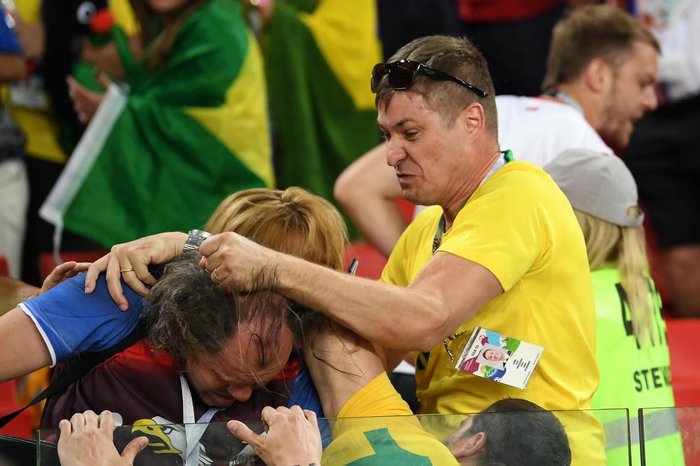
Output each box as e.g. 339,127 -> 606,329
370,60 -> 488,98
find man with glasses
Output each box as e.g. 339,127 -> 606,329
98,33 -> 604,464
335,5 -> 659,258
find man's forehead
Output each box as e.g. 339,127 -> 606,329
377,91 -> 434,128
618,41 -> 658,75
192,323 -> 293,377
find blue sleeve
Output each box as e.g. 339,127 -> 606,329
19,274 -> 147,365
0,11 -> 22,54
287,362 -> 332,448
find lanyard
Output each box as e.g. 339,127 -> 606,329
180,375 -> 221,466
431,150 -> 513,254
544,88 -> 584,114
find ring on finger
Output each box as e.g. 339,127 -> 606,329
212,268 -> 224,282
120,267 -> 134,273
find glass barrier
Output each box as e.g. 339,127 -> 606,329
0,408 -> 634,466
640,406 -> 698,466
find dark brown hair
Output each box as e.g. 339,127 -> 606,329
130,0 -> 208,69
543,4 -> 659,91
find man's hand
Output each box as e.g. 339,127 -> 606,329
40,261 -> 90,294
199,232 -> 281,290
228,406 -> 322,466
57,410 -> 147,466
84,232 -> 187,310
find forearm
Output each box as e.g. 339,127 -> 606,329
277,254 -> 447,351
342,195 -> 407,258
0,278 -> 38,316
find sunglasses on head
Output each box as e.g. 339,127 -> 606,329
370,59 -> 488,98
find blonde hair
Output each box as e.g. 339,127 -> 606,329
204,187 -> 348,270
204,188 -> 349,344
575,210 -> 654,345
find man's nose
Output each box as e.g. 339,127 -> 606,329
645,85 -> 658,112
386,140 -> 406,167
226,384 -> 253,402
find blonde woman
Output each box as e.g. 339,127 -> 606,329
544,149 -> 683,466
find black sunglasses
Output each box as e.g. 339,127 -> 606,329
370,60 -> 488,98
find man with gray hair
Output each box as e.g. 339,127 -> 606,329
39,258 -> 295,465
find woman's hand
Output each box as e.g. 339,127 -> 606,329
66,75 -> 105,124
57,410 -> 147,466
228,405 -> 322,466
84,232 -> 187,310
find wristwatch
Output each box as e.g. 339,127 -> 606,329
183,229 -> 212,254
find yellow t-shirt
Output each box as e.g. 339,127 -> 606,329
381,161 -> 604,465
323,372 -> 458,465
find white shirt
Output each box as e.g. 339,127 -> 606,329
642,0 -> 700,101
495,95 -> 613,164
412,94 -> 612,219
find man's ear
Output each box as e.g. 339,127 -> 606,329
450,432 -> 487,460
583,57 -> 613,93
460,103 -> 486,134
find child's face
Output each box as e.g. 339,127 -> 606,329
483,349 -> 506,362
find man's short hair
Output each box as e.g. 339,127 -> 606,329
374,35 -> 498,135
468,398 -> 571,466
145,258 -> 289,368
543,4 -> 659,91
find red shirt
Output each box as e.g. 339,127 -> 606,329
458,0 -> 563,22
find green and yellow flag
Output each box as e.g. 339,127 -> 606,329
41,0 -> 273,247
265,0 -> 382,210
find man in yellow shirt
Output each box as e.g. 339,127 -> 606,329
92,34 -> 604,464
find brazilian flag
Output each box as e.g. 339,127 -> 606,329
265,0 -> 382,214
40,0 -> 273,247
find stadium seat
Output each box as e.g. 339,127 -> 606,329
344,243 -> 387,280
396,197 -> 415,224
666,318 -> 700,407
0,379 -> 33,439
0,256 -> 9,277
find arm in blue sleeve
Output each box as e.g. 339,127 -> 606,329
19,273 -> 147,365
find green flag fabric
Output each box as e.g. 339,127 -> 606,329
265,0 -> 382,209
41,0 -> 273,247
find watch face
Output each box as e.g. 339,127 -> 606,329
185,230 -> 212,252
